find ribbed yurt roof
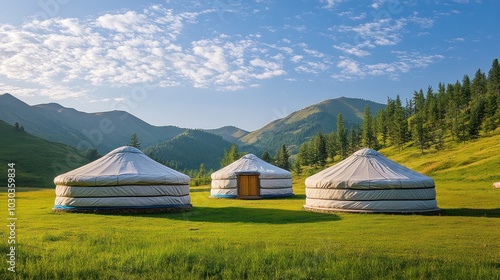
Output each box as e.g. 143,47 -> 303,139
305,148 -> 434,189
211,154 -> 292,180
54,146 -> 190,186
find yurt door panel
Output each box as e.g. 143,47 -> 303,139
238,174 -> 260,198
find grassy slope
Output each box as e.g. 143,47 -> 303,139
1,129 -> 499,279
0,120 -> 88,187
380,129 -> 500,210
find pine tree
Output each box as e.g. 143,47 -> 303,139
14,122 -> 20,131
411,113 -> 429,153
337,113 -> 348,159
298,142 -> 311,166
376,110 -> 388,147
129,133 -> 141,149
348,125 -> 362,153
261,150 -> 272,163
314,132 -> 327,166
228,143 -> 239,162
275,144 -> 290,170
487,58 -> 500,97
197,163 -> 206,178
220,143 -> 239,167
326,131 -> 338,160
392,96 -> 408,151
292,159 -> 302,176
362,106 -> 378,149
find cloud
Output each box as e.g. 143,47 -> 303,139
321,0 -> 345,9
333,52 -> 443,81
97,11 -> 160,34
332,14 -> 434,58
0,5 -> 294,98
333,44 -> 371,57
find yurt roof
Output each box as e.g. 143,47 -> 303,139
211,154 -> 292,180
54,146 -> 190,186
305,148 -> 434,189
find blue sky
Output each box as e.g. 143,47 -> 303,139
0,0 -> 498,131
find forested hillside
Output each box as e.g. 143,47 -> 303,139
239,97 -> 386,155
294,58 -> 500,171
0,120 -> 89,187
143,129 -> 232,171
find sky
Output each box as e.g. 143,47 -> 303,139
0,0 -> 498,131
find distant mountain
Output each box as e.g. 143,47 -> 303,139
0,93 -> 184,154
144,129 -> 232,171
0,94 -> 386,170
239,97 -> 386,154
0,120 -> 89,187
204,126 -> 249,144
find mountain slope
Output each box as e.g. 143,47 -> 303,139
239,97 -> 386,154
204,126 -> 249,144
0,93 -> 184,153
0,120 -> 89,187
144,129 -> 232,171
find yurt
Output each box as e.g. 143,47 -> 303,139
211,154 -> 293,199
304,148 -> 439,213
493,182 -> 500,189
53,146 -> 191,213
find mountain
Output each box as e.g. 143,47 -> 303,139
144,129 -> 232,171
239,97 -> 386,154
204,126 -> 249,144
0,120 -> 89,187
0,93 -> 184,154
0,94 -> 386,170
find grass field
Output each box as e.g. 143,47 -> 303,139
1,177 -> 499,279
1,131 -> 500,279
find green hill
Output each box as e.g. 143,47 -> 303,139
0,120 -> 89,187
204,126 -> 249,144
239,97 -> 386,154
0,93 -> 184,154
380,129 -> 500,184
143,129 -> 232,170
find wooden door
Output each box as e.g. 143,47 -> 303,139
238,174 -> 260,198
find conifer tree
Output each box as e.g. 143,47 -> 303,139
261,150 -> 272,163
362,106 -> 378,149
337,113 -> 348,159
129,133 -> 141,149
313,132 -> 327,166
275,144 -> 290,170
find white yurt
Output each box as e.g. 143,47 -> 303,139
304,148 -> 439,213
53,146 -> 191,212
211,154 -> 293,199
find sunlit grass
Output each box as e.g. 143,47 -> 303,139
1,130 -> 500,279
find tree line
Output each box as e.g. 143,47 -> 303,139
294,58 -> 500,170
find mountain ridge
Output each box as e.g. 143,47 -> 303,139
0,93 -> 386,168
239,97 -> 386,154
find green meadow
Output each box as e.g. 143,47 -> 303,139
1,132 -> 500,279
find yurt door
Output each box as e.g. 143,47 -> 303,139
237,173 -> 260,199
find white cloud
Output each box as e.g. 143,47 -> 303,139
291,55 -> 303,63
0,5 -> 297,99
332,52 -> 443,81
333,14 -> 434,58
333,44 -> 371,57
371,0 -> 386,9
321,0 -> 345,9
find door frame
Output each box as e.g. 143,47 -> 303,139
236,172 -> 261,199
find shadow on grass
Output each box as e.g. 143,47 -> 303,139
440,208 -> 500,218
189,187 -> 211,193
144,206 -> 341,224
